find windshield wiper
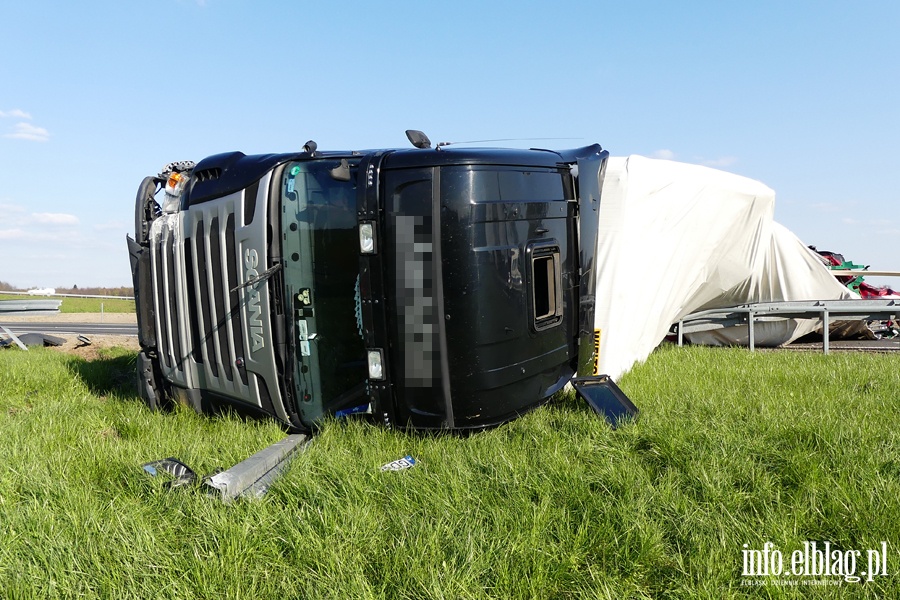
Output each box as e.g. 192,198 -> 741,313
231,263 -> 283,294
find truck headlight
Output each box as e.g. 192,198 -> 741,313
367,349 -> 385,380
359,221 -> 377,254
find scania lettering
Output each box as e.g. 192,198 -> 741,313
127,132 -> 609,432
243,249 -> 265,352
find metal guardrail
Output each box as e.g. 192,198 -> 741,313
0,299 -> 63,317
0,291 -> 134,300
828,270 -> 900,277
675,299 -> 900,354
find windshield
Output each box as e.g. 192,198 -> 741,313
280,158 -> 366,426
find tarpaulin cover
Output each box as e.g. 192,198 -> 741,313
593,155 -> 855,380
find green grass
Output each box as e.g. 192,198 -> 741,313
1,344 -> 899,598
57,296 -> 135,314
0,294 -> 135,313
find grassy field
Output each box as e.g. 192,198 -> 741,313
1,344 -> 898,598
0,294 -> 135,314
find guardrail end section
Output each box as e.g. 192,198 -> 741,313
205,434 -> 311,501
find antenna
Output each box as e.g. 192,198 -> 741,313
435,137 -> 582,148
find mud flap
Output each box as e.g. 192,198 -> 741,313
571,375 -> 638,428
136,351 -> 166,411
127,236 -> 157,348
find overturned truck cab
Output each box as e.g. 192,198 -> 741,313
127,135 -> 609,432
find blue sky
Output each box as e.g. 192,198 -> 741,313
1,1 -> 898,288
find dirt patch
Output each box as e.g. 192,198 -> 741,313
2,333 -> 140,360
1,313 -> 140,360
50,334 -> 141,360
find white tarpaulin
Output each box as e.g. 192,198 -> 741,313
593,155 -> 854,380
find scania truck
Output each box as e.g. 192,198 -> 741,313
127,132 -> 609,433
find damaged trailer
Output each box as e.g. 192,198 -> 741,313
127,132 -> 620,433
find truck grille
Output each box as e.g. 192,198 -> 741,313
190,214 -> 247,386
149,177 -> 283,418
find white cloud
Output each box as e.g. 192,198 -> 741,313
651,149 -> 676,160
32,212 -> 79,225
0,202 -> 27,216
0,228 -> 27,240
4,122 -> 50,142
0,204 -> 79,229
0,200 -> 132,287
0,109 -> 31,119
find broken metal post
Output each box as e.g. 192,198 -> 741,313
205,434 -> 311,501
0,326 -> 28,351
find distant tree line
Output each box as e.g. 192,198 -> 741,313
56,286 -> 135,297
0,281 -> 134,296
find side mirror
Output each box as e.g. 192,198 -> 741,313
571,375 -> 638,428
405,130 -> 432,149
329,159 -> 351,182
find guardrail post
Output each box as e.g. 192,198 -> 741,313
823,309 -> 830,355
677,320 -> 683,346
748,309 -> 755,351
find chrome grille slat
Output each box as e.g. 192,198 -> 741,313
151,228 -> 171,371
189,196 -> 251,399
193,219 -> 219,379
208,216 -> 234,383
149,215 -> 191,388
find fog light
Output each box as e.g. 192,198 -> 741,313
359,221 -> 376,254
367,349 -> 385,380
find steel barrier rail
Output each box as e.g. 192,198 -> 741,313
0,299 -> 63,316
0,291 -> 134,300
827,270 -> 900,277
675,299 -> 900,354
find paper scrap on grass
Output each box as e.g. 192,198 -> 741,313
381,455 -> 417,471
